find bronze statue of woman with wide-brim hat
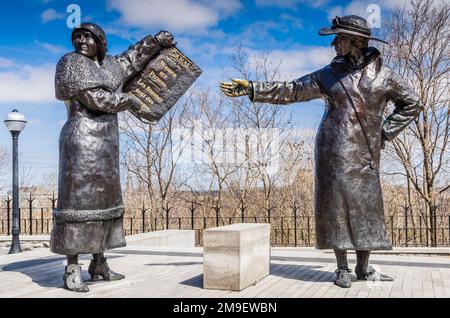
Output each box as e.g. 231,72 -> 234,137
221,15 -> 423,288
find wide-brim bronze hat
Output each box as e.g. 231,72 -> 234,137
319,15 -> 388,44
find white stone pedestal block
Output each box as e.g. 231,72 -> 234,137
203,223 -> 270,291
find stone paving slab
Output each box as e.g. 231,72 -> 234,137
0,246 -> 449,298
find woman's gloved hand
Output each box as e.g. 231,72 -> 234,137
220,79 -> 251,97
155,30 -> 177,48
127,94 -> 142,112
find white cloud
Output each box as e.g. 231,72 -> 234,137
222,19 -> 290,49
344,0 -> 370,17
327,6 -> 343,20
280,14 -> 303,29
255,0 -> 329,9
0,58 -> 14,68
34,40 -> 67,54
325,0 -> 449,21
248,46 -> 334,79
27,118 -> 43,125
0,63 -> 55,104
41,8 -> 65,23
327,1 -> 367,20
107,0 -> 242,33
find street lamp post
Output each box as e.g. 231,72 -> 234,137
4,109 -> 27,254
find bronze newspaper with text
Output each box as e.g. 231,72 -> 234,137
123,46 -> 202,123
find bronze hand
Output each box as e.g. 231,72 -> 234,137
220,79 -> 250,97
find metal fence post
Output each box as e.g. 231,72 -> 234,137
20,208 -> 24,235
6,195 -> 11,235
216,207 -> 219,227
390,216 -> 395,245
165,203 -> 171,230
213,204 -> 220,227
187,200 -> 200,231
240,202 -> 246,223
434,213 -> 437,247
293,203 -> 298,247
139,203 -> 148,233
404,207 -> 408,247
27,193 -> 35,235
419,215 -> 423,246
307,216 -> 311,247
190,202 -> 195,230
40,208 -> 44,234
49,192 -> 57,222
130,218 -> 133,234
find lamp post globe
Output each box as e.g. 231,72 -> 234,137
4,110 -> 27,133
4,109 -> 27,254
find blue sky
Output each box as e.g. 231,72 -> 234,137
0,0 -> 403,187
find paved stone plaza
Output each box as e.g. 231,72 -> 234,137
0,245 -> 449,298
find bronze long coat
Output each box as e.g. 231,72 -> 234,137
251,47 -> 422,250
50,36 -> 160,255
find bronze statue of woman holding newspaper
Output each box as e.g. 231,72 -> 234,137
52,23 -> 176,292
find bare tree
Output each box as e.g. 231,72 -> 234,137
39,172 -> 58,194
120,92 -> 196,224
0,146 -> 7,172
381,0 -> 450,245
280,129 -> 316,215
190,90 -> 241,221
227,47 -> 297,220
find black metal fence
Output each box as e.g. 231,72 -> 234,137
1,195 -> 449,247
0,193 -> 57,236
123,214 -> 450,247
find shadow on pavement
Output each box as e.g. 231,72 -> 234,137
1,255 -> 123,288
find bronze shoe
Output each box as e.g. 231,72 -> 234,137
63,264 -> 89,292
355,265 -> 393,281
88,257 -> 125,282
334,268 -> 352,288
